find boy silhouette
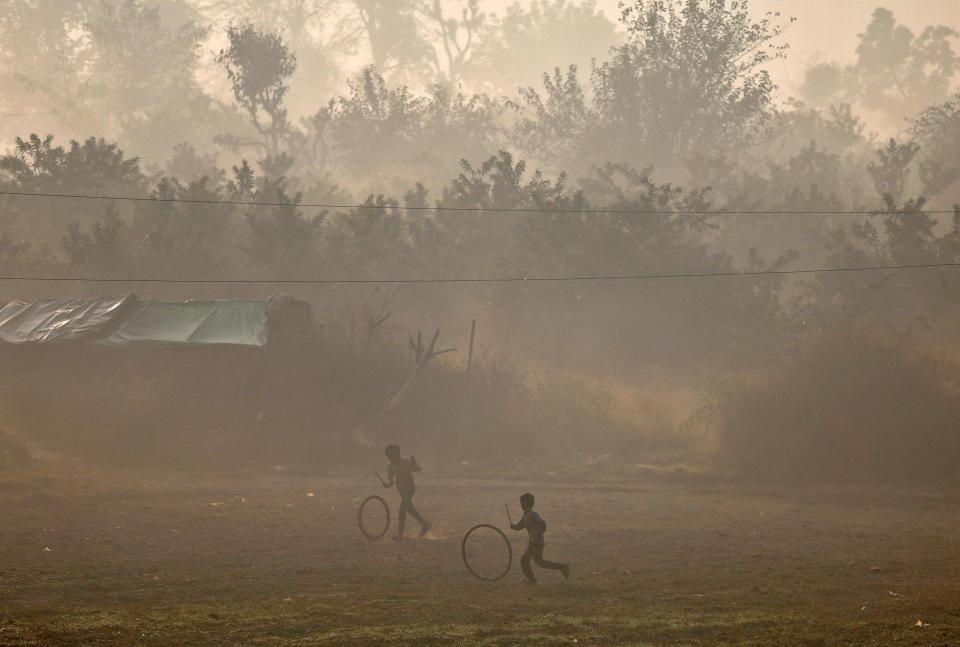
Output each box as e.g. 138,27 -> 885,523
383,444 -> 431,540
510,492 -> 569,583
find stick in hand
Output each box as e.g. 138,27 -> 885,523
505,503 -> 513,526
373,470 -> 388,487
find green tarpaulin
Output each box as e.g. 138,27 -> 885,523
99,300 -> 267,347
0,295 -> 272,348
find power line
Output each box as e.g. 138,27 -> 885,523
0,189 -> 955,215
0,98 -> 148,119
0,262 -> 957,285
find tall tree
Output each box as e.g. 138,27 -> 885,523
851,9 -> 959,123
800,9 -> 959,129
342,0 -> 431,82
469,0 -> 617,96
217,24 -> 297,157
418,0 -> 485,90
596,0 -> 789,167
910,93 -> 960,200
516,0 -> 790,176
84,0 -> 218,161
198,0 -> 343,98
0,1 -> 94,133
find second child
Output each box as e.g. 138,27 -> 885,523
510,492 -> 569,584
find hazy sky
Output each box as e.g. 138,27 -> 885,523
488,0 -> 960,95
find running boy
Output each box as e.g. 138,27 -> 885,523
510,492 -> 569,583
382,444 -> 431,540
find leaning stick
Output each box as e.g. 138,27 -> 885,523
373,470 -> 388,487
505,504 -> 513,526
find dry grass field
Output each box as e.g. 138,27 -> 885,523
2,463 -> 960,646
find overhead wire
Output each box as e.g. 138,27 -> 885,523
0,189 -> 956,215
0,262 -> 957,285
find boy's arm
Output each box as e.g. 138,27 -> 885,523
383,464 -> 395,488
510,512 -> 526,531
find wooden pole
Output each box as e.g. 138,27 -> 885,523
467,319 -> 476,370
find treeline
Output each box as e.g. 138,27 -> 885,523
3,2 -> 959,191
0,0 -> 959,373
1,133 -> 958,372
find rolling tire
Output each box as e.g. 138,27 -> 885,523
461,523 -> 513,581
358,494 -> 391,540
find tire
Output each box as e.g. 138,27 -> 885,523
461,524 -> 513,581
358,494 -> 391,540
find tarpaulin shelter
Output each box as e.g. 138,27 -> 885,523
0,294 -> 298,348
0,294 -> 315,447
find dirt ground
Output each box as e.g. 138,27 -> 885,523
1,464 -> 960,646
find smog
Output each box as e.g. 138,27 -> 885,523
0,1 -> 958,644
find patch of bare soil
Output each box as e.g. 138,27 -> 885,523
1,465 -> 959,646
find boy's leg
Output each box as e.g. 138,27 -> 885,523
531,544 -> 566,573
520,544 -> 536,583
401,491 -> 430,534
396,498 -> 407,538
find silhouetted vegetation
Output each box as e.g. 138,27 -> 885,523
1,0 -> 959,480
718,324 -> 960,483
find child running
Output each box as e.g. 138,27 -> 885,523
510,492 -> 570,583
382,444 -> 431,540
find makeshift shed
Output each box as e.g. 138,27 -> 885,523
0,294 -> 311,347
0,294 -> 315,445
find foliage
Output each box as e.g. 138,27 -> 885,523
800,8 -> 959,128
851,9 -> 959,122
799,191 -> 960,334
515,0 -> 790,176
909,93 -> 960,199
341,0 -> 431,83
320,66 -> 505,187
217,24 -> 297,157
418,0 -> 485,89
469,0 -> 617,96
718,325 -> 960,483
83,0 -> 215,160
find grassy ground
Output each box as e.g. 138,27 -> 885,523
1,464 -> 960,646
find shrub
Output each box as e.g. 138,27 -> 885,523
717,324 -> 960,483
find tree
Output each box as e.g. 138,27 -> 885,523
426,151 -> 789,368
598,0 -> 789,168
328,66 -> 427,172
323,67 -> 504,187
217,25 -> 297,157
469,0 -> 617,96
129,176 -> 239,279
0,134 -> 145,249
910,93 -> 960,200
515,0 -> 790,176
851,9 -> 959,123
418,0 -> 485,90
515,65 -> 591,166
342,0 -> 431,82
0,1 -> 91,122
866,138 -> 920,205
198,0 -> 343,100
234,159 -> 326,277
800,9 -> 959,128
83,0 -> 218,162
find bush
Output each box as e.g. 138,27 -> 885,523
717,325 -> 960,483
0,314 -> 675,470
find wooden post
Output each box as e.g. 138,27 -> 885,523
466,319 -> 476,370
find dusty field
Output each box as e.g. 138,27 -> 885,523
1,466 -> 960,646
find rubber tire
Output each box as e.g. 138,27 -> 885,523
461,524 -> 513,581
358,495 -> 391,540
